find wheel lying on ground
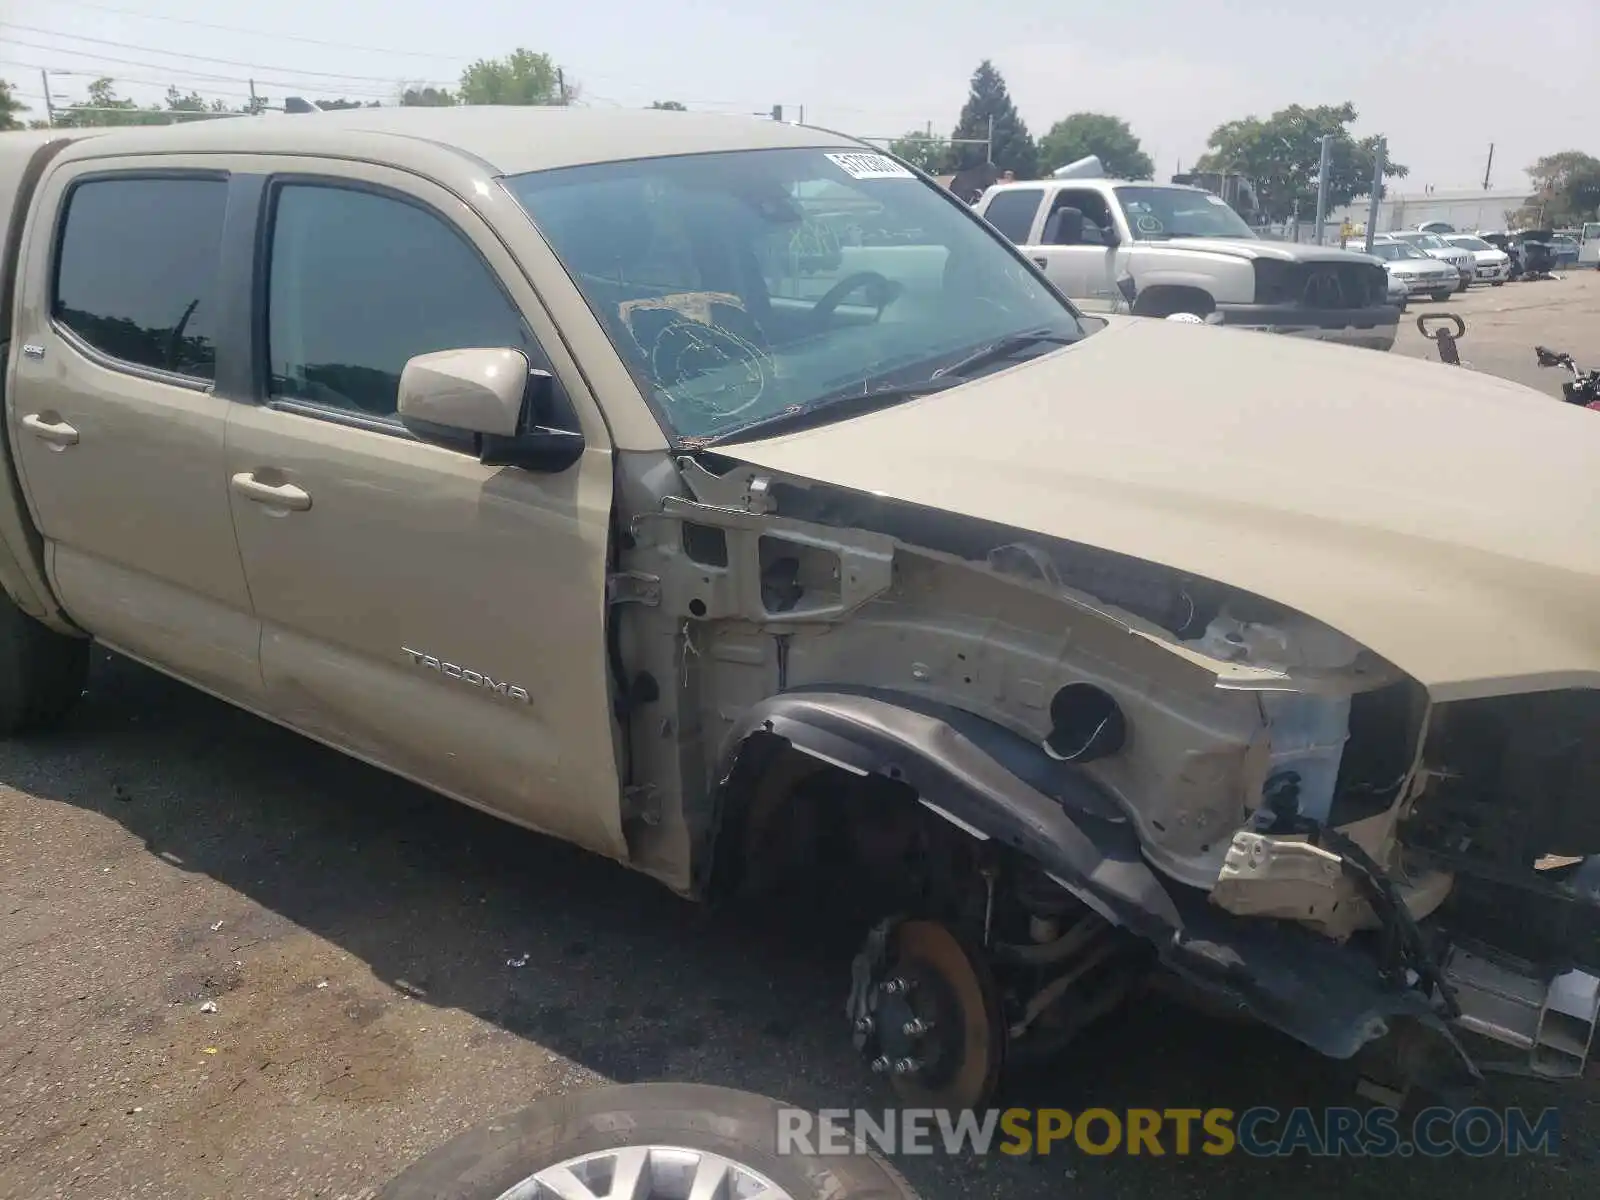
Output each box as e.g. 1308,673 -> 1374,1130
376,1082 -> 922,1200
0,591 -> 89,736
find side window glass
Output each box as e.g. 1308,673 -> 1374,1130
981,188 -> 1044,244
1058,192 -> 1111,245
53,176 -> 227,380
267,184 -> 539,419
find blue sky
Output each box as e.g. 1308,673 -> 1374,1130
3,0 -> 1595,192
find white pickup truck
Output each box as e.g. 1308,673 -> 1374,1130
975,173 -> 1400,351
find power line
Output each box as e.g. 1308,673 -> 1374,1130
43,0 -> 473,62
0,40 -> 424,98
1,56 -> 255,98
0,22 -> 458,85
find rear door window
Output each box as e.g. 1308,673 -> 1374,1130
52,176 -> 228,380
981,188 -> 1044,244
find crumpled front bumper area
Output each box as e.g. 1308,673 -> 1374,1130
1212,302 -> 1400,351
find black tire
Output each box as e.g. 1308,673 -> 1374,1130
1430,290 -> 1452,302
1492,280 -> 1505,287
0,590 -> 90,736
377,1082 -> 922,1200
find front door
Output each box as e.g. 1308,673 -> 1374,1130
223,163 -> 625,858
1025,189 -> 1124,309
6,162 -> 262,701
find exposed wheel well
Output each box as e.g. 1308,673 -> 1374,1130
713,742 -> 990,927
1132,285 -> 1216,319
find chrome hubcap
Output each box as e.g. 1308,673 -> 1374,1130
498,1144 -> 795,1200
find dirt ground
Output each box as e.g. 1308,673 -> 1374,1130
4,273 -> 1600,1200
1391,263 -> 1600,390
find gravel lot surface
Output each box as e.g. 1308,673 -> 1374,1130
4,273 -> 1599,1199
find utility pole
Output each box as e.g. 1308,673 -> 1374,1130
40,69 -> 55,127
1313,133 -> 1333,245
986,114 -> 994,165
557,68 -> 567,105
1364,137 -> 1386,254
1482,142 -> 1494,191
248,79 -> 258,115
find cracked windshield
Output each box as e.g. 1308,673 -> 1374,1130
507,148 -> 1085,442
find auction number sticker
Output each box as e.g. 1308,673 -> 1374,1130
825,152 -> 915,180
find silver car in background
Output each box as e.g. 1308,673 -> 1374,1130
1366,238 -> 1464,302
1377,231 -> 1474,291
1441,233 -> 1511,285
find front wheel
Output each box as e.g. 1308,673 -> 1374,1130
376,1083 -> 922,1200
1492,280 -> 1505,287
1430,289 -> 1452,302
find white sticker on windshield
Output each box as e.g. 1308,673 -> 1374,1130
1204,194 -> 1230,206
824,152 -> 915,180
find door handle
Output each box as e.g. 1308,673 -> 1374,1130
21,413 -> 79,447
231,472 -> 312,512
1032,256 -> 1049,269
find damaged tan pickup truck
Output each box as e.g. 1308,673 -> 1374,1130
3,109 -> 1598,1107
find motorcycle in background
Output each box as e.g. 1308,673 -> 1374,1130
1535,345 -> 1600,409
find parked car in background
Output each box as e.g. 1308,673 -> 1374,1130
1385,267 -> 1410,311
1366,239 -> 1464,302
1377,231 -> 1474,290
1549,233 -> 1581,269
1417,220 -> 1458,234
1580,221 -> 1600,269
974,167 -> 1398,350
1440,233 -> 1511,286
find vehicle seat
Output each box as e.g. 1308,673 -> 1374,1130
1042,206 -> 1086,246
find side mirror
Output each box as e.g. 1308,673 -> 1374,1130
399,347 -> 527,437
398,347 -> 586,473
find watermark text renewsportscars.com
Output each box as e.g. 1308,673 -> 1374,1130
776,1106 -> 1562,1159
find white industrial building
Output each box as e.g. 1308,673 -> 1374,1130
1329,188 -> 1534,234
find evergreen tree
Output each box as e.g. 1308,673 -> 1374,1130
948,61 -> 1036,179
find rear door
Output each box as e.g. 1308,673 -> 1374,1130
223,162 -> 625,858
5,161 -> 262,701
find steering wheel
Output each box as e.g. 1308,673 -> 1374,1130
809,270 -> 900,329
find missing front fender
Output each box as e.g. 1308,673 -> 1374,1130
701,684 -> 1181,936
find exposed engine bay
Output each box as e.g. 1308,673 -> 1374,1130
608,448 -> 1600,1106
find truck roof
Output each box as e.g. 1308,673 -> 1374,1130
0,107 -> 860,181
981,177 -> 1209,196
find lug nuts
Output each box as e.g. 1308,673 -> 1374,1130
902,1018 -> 931,1037
892,1057 -> 922,1075
854,1016 -> 875,1034
869,1056 -> 892,1074
879,977 -> 911,995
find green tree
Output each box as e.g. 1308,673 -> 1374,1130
1523,151 -> 1600,226
164,87 -> 229,117
887,131 -> 945,172
54,78 -> 165,128
1037,113 -> 1153,179
649,100 -> 686,111
458,49 -> 569,106
948,60 -> 1035,178
1194,102 -> 1407,223
401,85 -> 457,107
0,79 -> 28,131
